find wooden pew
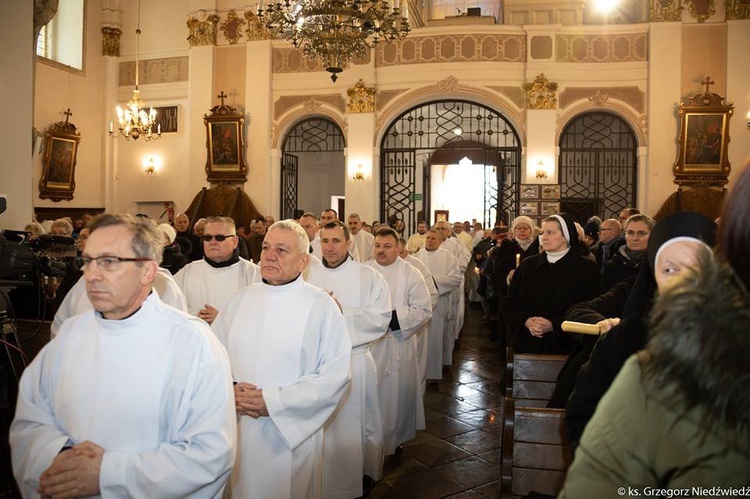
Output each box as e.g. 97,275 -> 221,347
504,347 -> 567,407
500,348 -> 571,498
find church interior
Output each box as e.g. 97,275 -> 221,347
1,0 -> 749,496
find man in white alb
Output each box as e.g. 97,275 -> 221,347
212,220 -> 352,499
305,221 -> 391,498
415,229 -> 462,380
406,220 -> 428,254
435,220 -> 471,344
348,212 -> 375,261
174,216 -> 260,324
11,214 -> 236,498
367,228 -> 432,455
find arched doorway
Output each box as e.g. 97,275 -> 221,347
380,100 -> 522,232
558,112 -> 638,222
280,117 -> 346,219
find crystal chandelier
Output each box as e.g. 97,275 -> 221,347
259,0 -> 410,82
108,0 -> 160,141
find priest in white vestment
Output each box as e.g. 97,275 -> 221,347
212,220 -> 352,499
51,267 -> 188,336
174,216 -> 260,324
415,229 -> 463,380
305,221 -> 391,498
435,221 -> 471,343
406,221 -> 428,254
348,213 -> 375,261
11,214 -> 236,498
398,238 -> 438,402
367,228 -> 432,455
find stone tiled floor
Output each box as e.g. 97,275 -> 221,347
368,303 -> 503,498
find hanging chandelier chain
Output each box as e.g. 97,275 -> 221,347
108,0 -> 161,142
259,0 -> 410,82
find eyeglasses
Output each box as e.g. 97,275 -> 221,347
625,230 -> 650,238
75,256 -> 152,271
201,234 -> 237,242
598,228 -> 613,233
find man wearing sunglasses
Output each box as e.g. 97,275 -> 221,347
11,214 -> 236,498
175,216 -> 260,324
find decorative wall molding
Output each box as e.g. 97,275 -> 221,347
685,0 -> 715,22
487,86 -> 526,109
274,95 -> 347,121
559,86 -> 646,113
524,74 -> 558,110
725,0 -> 750,19
347,80 -> 376,114
272,105 -> 348,149
187,13 -> 220,46
118,57 -> 190,86
375,33 -> 527,67
435,75 -> 459,93
219,10 -> 246,44
101,27 -> 121,57
649,0 -> 684,21
556,98 -> 648,146
556,33 -> 648,62
272,48 -> 369,74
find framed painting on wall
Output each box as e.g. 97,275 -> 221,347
520,184 -> 539,199
204,92 -> 248,182
39,117 -> 81,202
519,202 -> 539,217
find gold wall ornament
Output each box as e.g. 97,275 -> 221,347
245,10 -> 273,41
649,0 -> 684,21
685,0 -> 715,22
101,27 -> 121,57
187,13 -> 221,46
524,74 -> 558,110
220,10 -> 246,45
589,90 -> 610,106
347,79 -> 376,113
435,75 -> 459,93
726,0 -> 750,19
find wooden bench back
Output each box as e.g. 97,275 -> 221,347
501,400 -> 572,498
505,348 -> 567,408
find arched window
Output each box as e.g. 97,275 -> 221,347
36,0 -> 86,72
558,112 -> 637,222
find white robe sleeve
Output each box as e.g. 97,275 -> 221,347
434,258 -> 462,296
394,266 -> 432,340
51,276 -> 85,337
341,270 -> 392,348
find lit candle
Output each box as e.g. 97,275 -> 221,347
515,253 -> 521,268
157,123 -> 161,134
109,121 -> 113,133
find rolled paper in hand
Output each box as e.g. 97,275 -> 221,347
515,253 -> 521,268
561,321 -> 601,335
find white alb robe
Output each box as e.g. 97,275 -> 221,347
51,268 -> 188,337
174,258 -> 260,317
352,229 -> 375,261
406,232 -> 426,254
414,248 -> 462,379
404,254 -> 438,403
305,258 -> 391,498
367,258 -> 432,455
441,236 -> 470,340
212,277 -> 352,499
11,293 -> 236,498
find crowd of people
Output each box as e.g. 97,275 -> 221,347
5,165 -> 750,497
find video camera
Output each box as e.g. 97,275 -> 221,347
0,230 -> 74,283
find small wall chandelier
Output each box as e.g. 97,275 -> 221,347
258,0 -> 410,83
108,0 -> 161,141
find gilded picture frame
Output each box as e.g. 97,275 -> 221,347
39,119 -> 81,202
204,97 -> 248,182
673,81 -> 733,186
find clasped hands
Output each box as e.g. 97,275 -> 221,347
234,382 -> 269,418
525,316 -> 553,338
38,441 -> 103,499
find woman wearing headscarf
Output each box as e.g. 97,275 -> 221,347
501,213 -> 602,354
559,242 -> 750,496
563,211 -> 716,450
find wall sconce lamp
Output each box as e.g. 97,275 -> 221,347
746,110 -> 749,130
144,157 -> 156,175
535,161 -> 548,180
352,163 -> 365,181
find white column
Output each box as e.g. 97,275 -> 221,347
645,22 -> 682,215
187,45 -> 215,203
245,40 -> 274,216
726,19 -> 750,185
0,1 -> 33,228
103,56 -> 119,212
345,112 -> 378,222
524,109 -> 557,184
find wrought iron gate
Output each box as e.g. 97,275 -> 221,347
558,112 -> 637,223
380,100 -> 522,232
281,118 -> 346,219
